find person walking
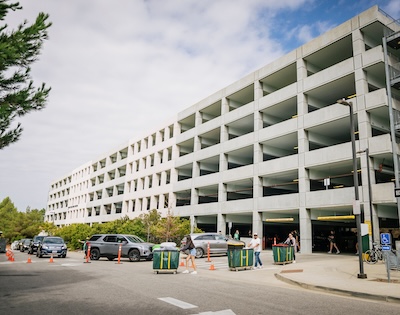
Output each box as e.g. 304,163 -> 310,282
284,232 -> 297,263
79,237 -> 89,259
248,232 -> 263,269
328,230 -> 340,254
181,235 -> 197,274
234,230 -> 240,240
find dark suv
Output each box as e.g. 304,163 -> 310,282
88,234 -> 154,262
28,235 -> 46,254
19,238 -> 32,252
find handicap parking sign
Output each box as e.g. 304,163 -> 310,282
380,233 -> 391,245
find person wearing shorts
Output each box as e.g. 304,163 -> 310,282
328,230 -> 340,254
182,235 -> 197,274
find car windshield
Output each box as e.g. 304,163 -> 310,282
44,238 -> 64,244
126,235 -> 145,243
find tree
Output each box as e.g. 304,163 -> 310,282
140,209 -> 161,242
0,196 -> 19,240
0,0 -> 52,149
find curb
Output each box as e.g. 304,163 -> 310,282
274,273 -> 400,304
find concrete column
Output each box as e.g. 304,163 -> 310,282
252,212 -> 263,247
221,97 -> 229,115
220,125 -> 229,143
253,142 -> 263,165
190,215 -> 197,233
194,135 -> 201,152
191,188 -> 198,205
193,161 -> 200,178
254,110 -> 263,133
195,111 -> 202,127
217,213 -> 226,235
220,152 -> 227,172
218,182 -> 227,202
159,194 -> 165,210
254,79 -> 263,101
253,175 -> 262,198
299,207 -> 312,254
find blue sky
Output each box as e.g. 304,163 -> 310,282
0,0 -> 399,212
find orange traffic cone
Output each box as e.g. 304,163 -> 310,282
49,254 -> 54,263
179,257 -> 185,267
209,263 -> 215,270
27,255 -> 32,263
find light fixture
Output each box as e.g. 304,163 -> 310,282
317,215 -> 355,220
265,218 -> 294,222
333,185 -> 344,189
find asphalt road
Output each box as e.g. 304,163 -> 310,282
1,251 -> 399,315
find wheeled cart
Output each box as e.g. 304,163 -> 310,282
272,244 -> 294,265
228,247 -> 254,271
152,248 -> 180,274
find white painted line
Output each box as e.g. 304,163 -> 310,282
191,309 -> 236,315
158,297 -> 198,309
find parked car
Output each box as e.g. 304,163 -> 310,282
37,236 -> 67,258
17,239 -> 26,251
20,238 -> 32,252
87,234 -> 154,262
181,233 -> 244,258
11,240 -> 20,250
28,235 -> 46,254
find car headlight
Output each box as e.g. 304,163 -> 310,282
43,245 -> 49,249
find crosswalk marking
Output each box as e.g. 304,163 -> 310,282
190,310 -> 236,315
158,297 -> 198,309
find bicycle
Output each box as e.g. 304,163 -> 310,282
364,242 -> 383,264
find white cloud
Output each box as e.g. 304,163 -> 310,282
383,0 -> 400,19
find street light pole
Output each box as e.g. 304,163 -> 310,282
337,98 -> 367,279
357,148 -> 375,245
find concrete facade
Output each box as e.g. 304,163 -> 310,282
45,6 -> 400,253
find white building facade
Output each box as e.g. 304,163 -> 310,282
46,6 -> 400,254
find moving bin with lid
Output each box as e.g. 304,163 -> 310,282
153,243 -> 180,274
227,241 -> 253,271
272,244 -> 294,265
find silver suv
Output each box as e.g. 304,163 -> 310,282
88,234 -> 154,262
181,233 -> 230,258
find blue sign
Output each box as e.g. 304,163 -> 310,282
380,233 -> 391,245
382,245 -> 391,251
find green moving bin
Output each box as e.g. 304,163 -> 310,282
228,241 -> 253,271
272,244 -> 294,264
153,248 -> 180,274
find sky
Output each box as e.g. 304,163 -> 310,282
1,0 -> 399,212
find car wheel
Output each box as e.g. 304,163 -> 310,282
128,249 -> 140,262
107,256 -> 114,261
90,248 -> 100,260
195,247 -> 204,258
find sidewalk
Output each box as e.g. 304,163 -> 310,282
204,251 -> 400,304
275,252 -> 400,303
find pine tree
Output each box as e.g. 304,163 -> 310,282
0,0 -> 51,149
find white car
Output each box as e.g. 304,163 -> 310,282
11,240 -> 19,250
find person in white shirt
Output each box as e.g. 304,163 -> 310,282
248,233 -> 263,269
